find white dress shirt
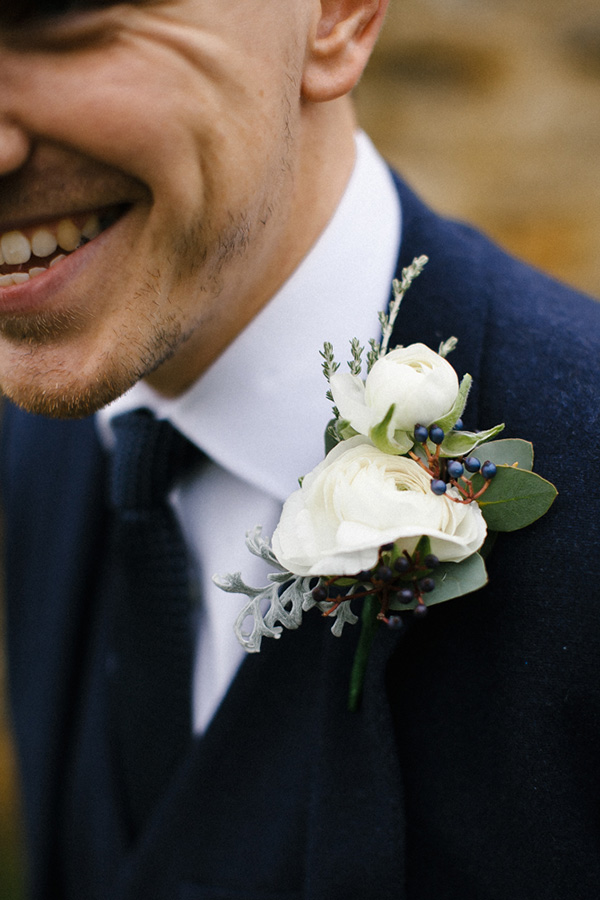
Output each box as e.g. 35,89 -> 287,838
96,131 -> 401,734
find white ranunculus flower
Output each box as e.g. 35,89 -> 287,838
272,436 -> 487,576
330,343 -> 459,454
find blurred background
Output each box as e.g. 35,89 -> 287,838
1,0 -> 599,896
355,0 -> 600,297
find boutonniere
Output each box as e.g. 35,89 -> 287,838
214,256 -> 557,709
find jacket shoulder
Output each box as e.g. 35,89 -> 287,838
392,172 -> 599,434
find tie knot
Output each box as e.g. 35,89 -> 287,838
108,409 -> 200,510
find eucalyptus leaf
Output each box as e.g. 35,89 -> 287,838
388,552 -> 488,610
439,422 -> 505,457
466,438 -> 533,472
472,466 -> 558,531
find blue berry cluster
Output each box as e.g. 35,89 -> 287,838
311,542 -> 440,626
414,423 -> 444,445
413,424 -> 497,497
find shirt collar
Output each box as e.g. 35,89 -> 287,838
97,131 -> 401,502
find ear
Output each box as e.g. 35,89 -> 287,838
302,0 -> 389,102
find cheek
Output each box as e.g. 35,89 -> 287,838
7,12 -> 302,219
14,55 -> 205,200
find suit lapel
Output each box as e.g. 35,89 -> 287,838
2,409 -> 109,897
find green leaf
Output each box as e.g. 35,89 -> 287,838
388,552 -> 488,609
472,466 -> 558,531
324,418 -> 360,454
391,429 -> 416,455
413,534 -> 432,558
439,422 -> 505,457
324,419 -> 341,455
348,595 -> 380,712
337,419 -> 359,442
369,404 -> 413,455
370,404 -> 396,453
465,438 -> 533,473
436,373 -> 472,432
478,530 -> 498,559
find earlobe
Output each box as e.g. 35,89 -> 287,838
301,0 -> 389,103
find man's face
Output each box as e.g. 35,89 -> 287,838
0,0 -> 314,416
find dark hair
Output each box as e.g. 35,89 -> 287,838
0,0 -> 113,27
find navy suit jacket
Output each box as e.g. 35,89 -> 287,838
2,175 -> 600,900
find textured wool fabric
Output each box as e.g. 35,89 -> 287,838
105,410 -> 201,834
2,174 -> 599,900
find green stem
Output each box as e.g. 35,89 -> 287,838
347,595 -> 381,712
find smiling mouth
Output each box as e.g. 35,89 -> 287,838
0,206 -> 126,287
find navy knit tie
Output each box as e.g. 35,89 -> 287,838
105,408 -> 201,836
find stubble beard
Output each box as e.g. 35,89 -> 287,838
0,201 -> 275,420
0,302 -> 186,419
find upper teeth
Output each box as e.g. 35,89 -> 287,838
31,229 -> 57,258
0,214 -> 101,267
1,231 -> 31,265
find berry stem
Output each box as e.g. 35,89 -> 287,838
409,450 -> 434,476
470,479 -> 493,502
446,475 -> 493,504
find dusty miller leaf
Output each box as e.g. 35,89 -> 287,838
213,528 -> 360,652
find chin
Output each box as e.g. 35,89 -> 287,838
0,372 -> 138,420
0,345 -> 150,420
0,307 -> 187,419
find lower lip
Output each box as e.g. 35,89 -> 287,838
0,217 -> 123,315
